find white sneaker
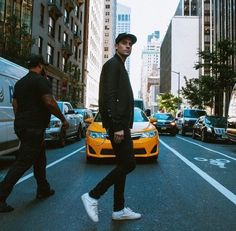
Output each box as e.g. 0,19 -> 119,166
81,193 -> 99,222
112,207 -> 141,220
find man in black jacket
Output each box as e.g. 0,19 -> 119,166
82,33 -> 141,222
0,55 -> 69,212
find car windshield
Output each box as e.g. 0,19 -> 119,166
183,110 -> 206,118
153,113 -> 174,120
94,107 -> 149,122
205,117 -> 227,127
57,102 -> 63,111
75,109 -> 85,115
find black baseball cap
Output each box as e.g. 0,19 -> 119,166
115,33 -> 137,44
27,54 -> 48,68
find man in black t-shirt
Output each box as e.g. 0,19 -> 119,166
0,55 -> 69,213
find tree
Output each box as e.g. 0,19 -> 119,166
157,92 -> 182,114
181,75 -> 216,109
194,39 -> 236,115
0,15 -> 34,67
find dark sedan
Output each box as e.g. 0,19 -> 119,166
192,115 -> 229,142
152,113 -> 178,136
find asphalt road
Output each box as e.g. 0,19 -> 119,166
0,135 -> 236,231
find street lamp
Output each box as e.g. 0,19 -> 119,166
171,71 -> 180,98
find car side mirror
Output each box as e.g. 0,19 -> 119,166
145,109 -> 151,117
85,118 -> 93,124
149,117 -> 157,124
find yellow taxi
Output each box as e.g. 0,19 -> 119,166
85,107 -> 159,161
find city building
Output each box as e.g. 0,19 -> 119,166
140,31 -> 161,112
31,0 -> 85,106
83,0 -> 104,108
103,0 -> 117,64
0,0 -> 86,107
0,0 -> 33,63
116,2 -> 131,74
160,0 -> 200,101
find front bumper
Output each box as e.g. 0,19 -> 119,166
45,127 -> 61,141
86,136 -> 159,159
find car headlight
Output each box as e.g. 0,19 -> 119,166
207,127 -> 212,133
88,131 -> 107,139
141,130 -> 157,138
49,120 -> 62,128
170,121 -> 176,126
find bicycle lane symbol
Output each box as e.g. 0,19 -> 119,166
194,157 -> 230,168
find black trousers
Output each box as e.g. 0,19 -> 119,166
0,128 -> 50,201
89,127 -> 136,211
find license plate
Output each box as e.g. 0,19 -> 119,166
161,127 -> 166,130
222,134 -> 228,138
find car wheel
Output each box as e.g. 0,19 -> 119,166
59,131 -> 66,147
201,130 -> 208,142
192,129 -> 196,139
81,127 -> 86,138
77,125 -> 82,141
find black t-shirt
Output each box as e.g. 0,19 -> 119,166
13,71 -> 52,128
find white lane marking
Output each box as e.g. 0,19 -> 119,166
177,136 -> 236,161
160,140 -> 236,205
16,146 -> 85,184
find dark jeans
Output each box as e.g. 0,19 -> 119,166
89,127 -> 136,211
0,128 -> 50,201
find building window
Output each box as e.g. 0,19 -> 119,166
48,17 -> 55,37
40,4 -> 44,25
75,5 -> 79,18
64,9 -> 69,24
57,51 -> 60,68
74,24 -> 78,34
80,12 -> 83,23
71,17 -> 73,31
74,46 -> 78,60
63,32 -> 69,44
62,57 -> 67,72
79,49 -> 81,59
47,44 -> 54,64
38,37 -> 43,54
105,4 -> 110,9
58,25 -> 61,41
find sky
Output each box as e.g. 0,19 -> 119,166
117,0 -> 180,97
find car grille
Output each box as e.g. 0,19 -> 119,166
158,122 -> 171,125
214,128 -> 226,135
100,148 -> 146,155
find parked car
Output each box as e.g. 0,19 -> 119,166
45,101 -> 83,147
226,83 -> 236,142
192,115 -> 229,142
176,108 -> 207,135
152,112 -> 178,136
74,108 -> 94,137
0,57 -> 28,156
85,107 -> 159,162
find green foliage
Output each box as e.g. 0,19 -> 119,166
181,75 -> 216,108
0,15 -> 34,67
158,92 -> 182,114
182,39 -> 236,113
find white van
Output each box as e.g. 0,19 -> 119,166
0,57 -> 28,156
226,83 -> 236,142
